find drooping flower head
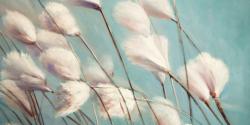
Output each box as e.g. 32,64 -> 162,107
113,1 -> 151,36
2,10 -> 36,43
55,81 -> 90,117
1,51 -> 50,92
124,34 -> 170,74
1,80 -> 34,117
39,2 -> 80,36
40,47 -> 81,80
36,29 -> 70,51
192,52 -> 229,98
96,84 -> 135,118
151,97 -> 181,125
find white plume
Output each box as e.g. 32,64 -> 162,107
2,10 -> 36,43
96,84 -> 135,118
1,51 -> 50,92
139,0 -> 175,20
39,2 -> 80,35
36,29 -> 70,51
67,0 -> 101,9
124,34 -> 170,74
113,1 -> 151,36
193,52 -> 229,98
40,47 -> 81,80
55,81 -> 90,117
1,80 -> 34,117
151,97 -> 181,125
178,58 -> 210,102
152,35 -> 171,83
83,56 -> 113,84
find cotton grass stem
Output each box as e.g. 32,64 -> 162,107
170,77 -> 180,110
204,101 -> 223,125
214,98 -> 231,125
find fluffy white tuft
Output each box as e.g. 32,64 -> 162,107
139,0 -> 175,19
39,2 -> 80,35
40,47 -> 81,80
1,51 -> 50,92
55,81 -> 90,117
193,52 -> 229,97
36,29 -> 70,51
151,97 -> 181,125
178,57 -> 210,102
82,57 -> 113,84
152,35 -> 171,83
1,80 -> 34,117
96,84 -> 135,118
113,1 -> 150,36
2,10 -> 36,43
124,34 -> 170,74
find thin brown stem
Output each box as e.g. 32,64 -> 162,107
214,98 -> 231,125
204,101 -> 223,125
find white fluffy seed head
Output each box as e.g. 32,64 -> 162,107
67,0 -> 101,9
96,84 -> 135,118
152,35 -> 171,83
113,1 -> 151,36
124,34 -> 170,74
178,58 -> 211,102
1,80 -> 34,117
139,0 -> 175,20
83,56 -> 113,84
194,52 -> 229,98
1,51 -> 50,92
55,81 -> 90,117
2,10 -> 36,43
151,97 -> 181,125
36,29 -> 70,51
40,47 -> 81,80
39,2 -> 80,36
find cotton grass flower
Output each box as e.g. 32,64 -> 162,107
55,81 -> 90,117
83,56 -> 113,84
95,84 -> 135,118
151,97 -> 181,125
139,0 -> 175,20
1,51 -> 51,92
113,1 -> 151,36
67,0 -> 101,10
2,10 -> 36,43
39,2 -> 80,36
124,34 -> 170,74
36,29 -> 70,51
194,52 -> 229,98
40,47 -> 81,80
1,80 -> 34,117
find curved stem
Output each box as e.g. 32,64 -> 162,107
204,101 -> 223,125
170,77 -> 180,110
214,98 -> 231,125
92,103 -> 99,125
154,75 -> 167,99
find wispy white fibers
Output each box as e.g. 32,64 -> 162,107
39,2 -> 80,35
113,1 -> 151,36
1,80 -> 33,116
124,34 -> 170,74
40,47 -> 81,80
36,29 -> 70,51
139,0 -> 175,20
96,84 -> 135,118
152,35 -> 171,83
55,81 -> 90,117
178,55 -> 211,102
192,52 -> 229,98
67,0 -> 101,9
1,51 -> 50,92
2,10 -> 36,43
151,97 -> 181,125
83,56 -> 113,84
